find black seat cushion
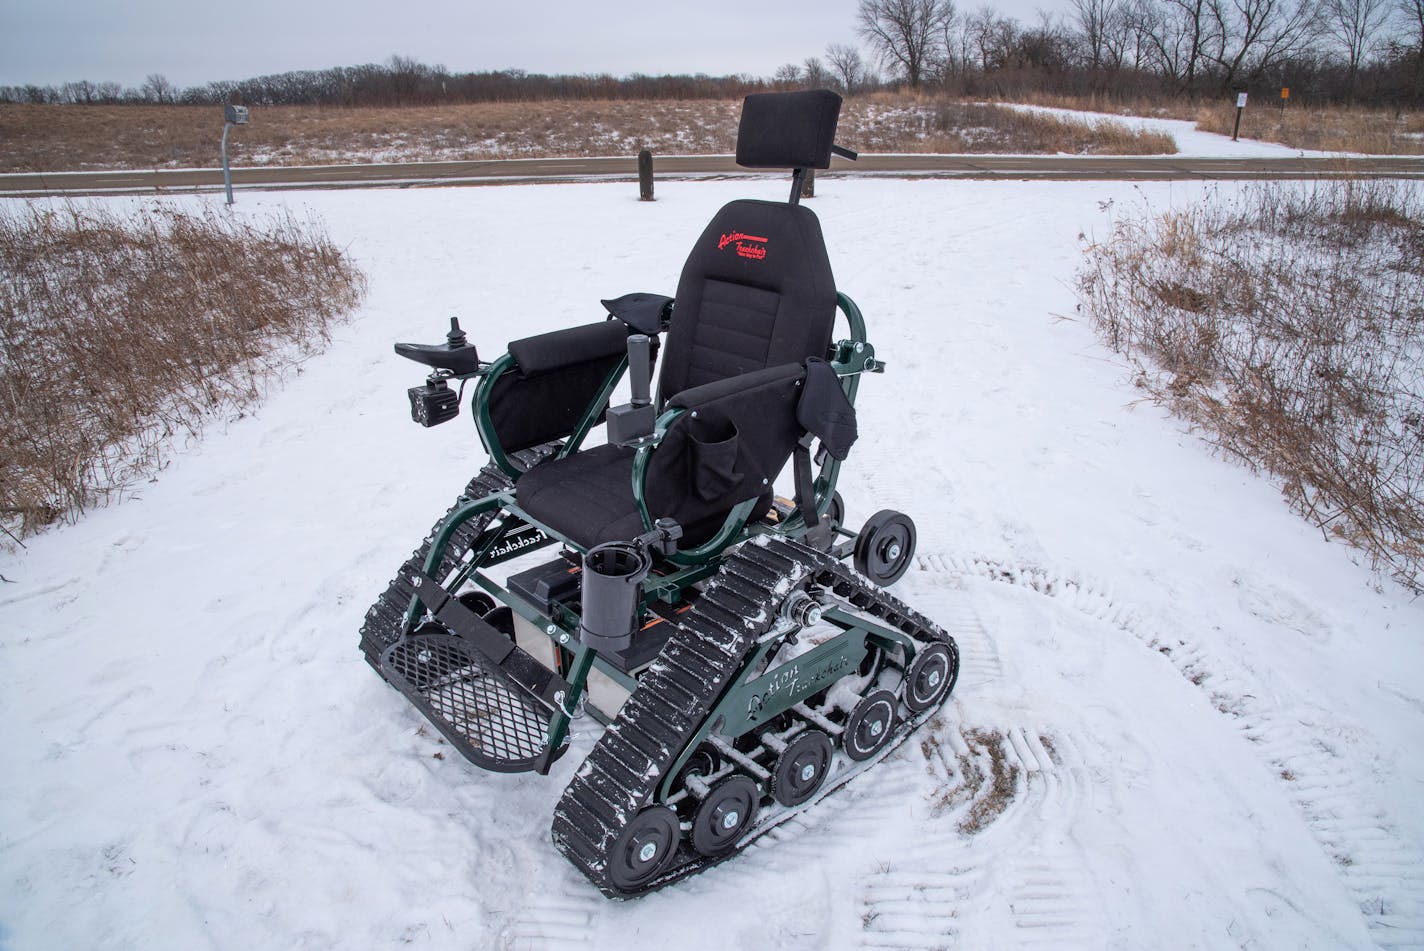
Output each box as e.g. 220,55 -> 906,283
516,444 -> 646,550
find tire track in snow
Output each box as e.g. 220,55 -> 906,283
920,553 -> 1424,949
856,722 -> 1107,949
501,864 -> 602,950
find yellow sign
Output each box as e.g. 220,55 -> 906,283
1281,87 -> 1290,99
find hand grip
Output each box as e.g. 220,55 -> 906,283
627,334 -> 652,407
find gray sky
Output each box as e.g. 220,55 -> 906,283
0,0 -> 1064,90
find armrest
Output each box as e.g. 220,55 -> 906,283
601,293 -> 673,335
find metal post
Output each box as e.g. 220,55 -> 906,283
638,149 -> 653,201
222,122 -> 234,206
1232,91 -> 1247,142
800,167 -> 815,199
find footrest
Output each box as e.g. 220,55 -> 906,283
381,631 -> 566,773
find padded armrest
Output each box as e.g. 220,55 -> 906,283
667,362 -> 805,411
508,321 -> 628,377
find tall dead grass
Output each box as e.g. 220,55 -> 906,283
1193,104 -> 1424,154
1078,180 -> 1424,591
1015,91 -> 1424,155
0,203 -> 366,538
1,96 -> 1177,172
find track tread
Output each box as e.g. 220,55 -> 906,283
550,535 -> 958,898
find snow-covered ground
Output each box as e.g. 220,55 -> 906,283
3,177 -> 1422,950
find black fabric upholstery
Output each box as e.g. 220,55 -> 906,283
508,320 -> 626,376
658,200 -> 836,404
797,356 -> 858,460
516,444 -> 647,548
646,363 -> 806,529
488,321 -> 633,454
736,90 -> 842,169
601,293 -> 673,335
512,195 -> 839,549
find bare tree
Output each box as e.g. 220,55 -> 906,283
826,42 -> 867,93
1325,0 -> 1394,93
966,5 -> 1021,70
1072,0 -> 1126,69
1139,0 -> 1217,92
772,63 -> 804,88
140,73 -> 175,104
856,0 -> 954,87
1204,0 -> 1320,91
803,56 -> 836,88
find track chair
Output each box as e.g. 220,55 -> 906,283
362,89 -> 957,897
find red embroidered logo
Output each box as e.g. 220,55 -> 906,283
718,231 -> 768,260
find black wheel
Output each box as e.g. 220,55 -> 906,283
457,591 -> 497,616
853,510 -> 917,586
770,729 -> 834,807
903,643 -> 957,713
607,805 -> 680,891
843,689 -> 899,761
690,775 -> 760,857
673,745 -> 720,800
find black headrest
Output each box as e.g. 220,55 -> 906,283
735,89 -> 842,170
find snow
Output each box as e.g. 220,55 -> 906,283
3,176 -> 1424,950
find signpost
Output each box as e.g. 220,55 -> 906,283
1233,92 -> 1247,142
222,103 -> 249,206
1280,87 -> 1289,113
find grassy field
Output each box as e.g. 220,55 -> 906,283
0,95 -> 1176,172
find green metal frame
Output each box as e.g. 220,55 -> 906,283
654,605 -> 918,802
407,292 -> 885,767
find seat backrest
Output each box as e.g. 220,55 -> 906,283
657,198 -> 837,405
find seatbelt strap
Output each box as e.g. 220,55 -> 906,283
794,434 -> 818,529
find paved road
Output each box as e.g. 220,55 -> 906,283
2,153 -> 1422,196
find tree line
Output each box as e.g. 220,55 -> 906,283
846,0 -> 1424,103
0,61 -> 770,107
4,0 -> 1423,108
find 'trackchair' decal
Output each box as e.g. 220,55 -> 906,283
718,231 -> 768,260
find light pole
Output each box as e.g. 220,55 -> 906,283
222,102 -> 249,206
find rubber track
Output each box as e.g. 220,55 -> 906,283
550,534 -> 957,898
358,446 -> 555,672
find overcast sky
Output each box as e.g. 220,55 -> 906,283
1,0 -> 1064,89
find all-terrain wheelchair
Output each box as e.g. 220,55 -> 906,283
360,89 -> 959,897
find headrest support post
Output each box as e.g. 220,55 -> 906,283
788,168 -> 807,206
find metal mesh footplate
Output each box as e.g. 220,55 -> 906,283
381,632 -> 556,773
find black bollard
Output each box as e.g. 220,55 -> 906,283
638,149 -> 654,201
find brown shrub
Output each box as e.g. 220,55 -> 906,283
0,202 -> 366,538
1078,180 -> 1424,591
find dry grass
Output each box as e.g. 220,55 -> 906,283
1193,104 -> 1424,155
0,202 -> 366,538
1,96 -> 1178,172
1013,91 -> 1424,155
1078,180 -> 1424,592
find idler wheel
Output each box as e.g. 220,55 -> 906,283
607,805 -> 680,891
853,510 -> 917,586
903,642 -> 957,713
843,689 -> 899,761
690,775 -> 760,857
770,729 -> 833,807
